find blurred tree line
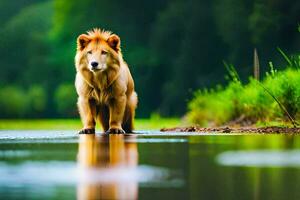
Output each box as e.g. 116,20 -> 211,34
0,0 -> 299,118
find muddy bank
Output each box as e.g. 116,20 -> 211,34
160,126 -> 300,134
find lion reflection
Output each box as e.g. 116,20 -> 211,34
77,134 -> 138,200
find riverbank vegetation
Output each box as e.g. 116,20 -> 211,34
187,51 -> 300,127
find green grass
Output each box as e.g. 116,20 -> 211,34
0,118 -> 180,130
187,52 -> 300,127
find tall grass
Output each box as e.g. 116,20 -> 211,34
187,52 -> 300,127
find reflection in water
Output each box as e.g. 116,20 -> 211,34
217,150 -> 300,167
77,134 -> 138,200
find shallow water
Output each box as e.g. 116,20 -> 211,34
0,130 -> 300,200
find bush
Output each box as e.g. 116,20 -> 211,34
27,85 -> 47,117
0,86 -> 29,118
54,83 -> 77,117
187,54 -> 300,126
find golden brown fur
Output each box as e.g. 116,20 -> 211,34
75,28 -> 137,133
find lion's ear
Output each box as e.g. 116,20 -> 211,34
77,34 -> 90,51
107,34 -> 120,52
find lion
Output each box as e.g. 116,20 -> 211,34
75,28 -> 137,134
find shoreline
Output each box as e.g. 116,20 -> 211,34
160,126 -> 300,134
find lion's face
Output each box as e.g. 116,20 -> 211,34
77,31 -> 121,73
85,43 -> 110,72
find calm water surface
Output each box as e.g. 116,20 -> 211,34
0,130 -> 300,200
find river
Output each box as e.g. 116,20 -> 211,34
0,130 -> 299,199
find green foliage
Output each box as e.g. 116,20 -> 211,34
248,3 -> 280,45
277,47 -> 300,69
0,86 -> 28,118
0,0 -> 42,25
0,85 -> 48,118
188,82 -> 242,126
188,54 -> 300,126
0,0 -> 299,118
224,62 -> 241,83
54,84 -> 77,117
27,85 -> 47,116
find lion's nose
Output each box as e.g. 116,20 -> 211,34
91,62 -> 98,68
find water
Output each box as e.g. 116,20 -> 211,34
0,130 -> 300,200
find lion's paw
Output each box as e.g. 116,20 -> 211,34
105,128 -> 125,134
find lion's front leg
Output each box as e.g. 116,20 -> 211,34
106,95 -> 126,134
77,97 -> 96,134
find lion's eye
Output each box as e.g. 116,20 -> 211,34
101,50 -> 108,55
87,50 -> 92,54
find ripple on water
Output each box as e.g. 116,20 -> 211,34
0,161 -> 183,187
216,150 -> 300,167
0,130 -> 193,144
0,130 -> 77,140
